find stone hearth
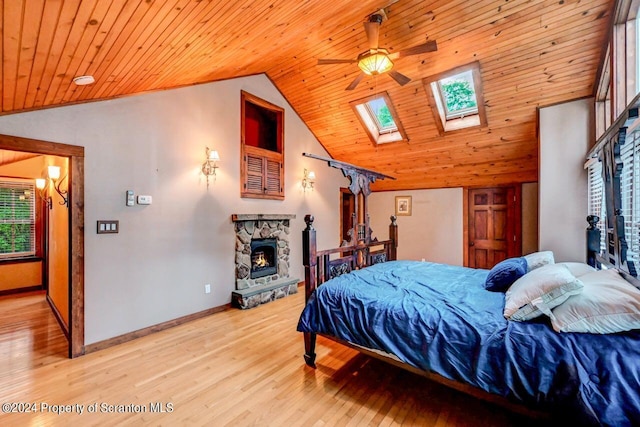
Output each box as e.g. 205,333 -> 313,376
231,214 -> 299,309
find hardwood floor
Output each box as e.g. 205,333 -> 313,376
0,290 -> 536,426
0,291 -> 67,375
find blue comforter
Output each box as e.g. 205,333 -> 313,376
297,260 -> 640,426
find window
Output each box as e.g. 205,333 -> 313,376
594,51 -> 612,139
591,0 -> 640,277
350,92 -> 408,146
587,158 -> 606,255
0,179 -> 36,259
423,61 -> 487,135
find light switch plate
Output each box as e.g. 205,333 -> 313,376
97,220 -> 119,234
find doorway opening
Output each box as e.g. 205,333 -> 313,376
340,188 -> 356,246
0,135 -> 84,358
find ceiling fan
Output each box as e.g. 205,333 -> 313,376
318,10 -> 438,90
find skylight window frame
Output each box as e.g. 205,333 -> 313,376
350,92 -> 408,146
423,61 -> 487,135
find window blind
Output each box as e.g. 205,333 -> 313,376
0,180 -> 36,259
620,129 -> 640,267
587,158 -> 606,255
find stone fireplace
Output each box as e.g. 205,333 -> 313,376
231,214 -> 299,309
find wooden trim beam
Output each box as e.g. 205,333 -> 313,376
302,152 -> 395,181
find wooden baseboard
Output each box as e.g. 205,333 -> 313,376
0,285 -> 43,297
84,303 -> 233,354
46,294 -> 70,339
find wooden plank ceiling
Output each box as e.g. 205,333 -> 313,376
1,0 -> 614,190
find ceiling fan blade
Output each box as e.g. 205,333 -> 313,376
388,40 -> 438,60
388,70 -> 411,86
318,58 -> 357,65
363,21 -> 380,51
346,72 -> 365,90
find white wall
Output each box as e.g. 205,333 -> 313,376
539,98 -> 593,262
0,74 -> 347,344
369,188 -> 464,266
369,185 -> 539,266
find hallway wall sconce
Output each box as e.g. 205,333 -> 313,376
302,169 -> 315,192
48,165 -> 69,208
35,178 -> 53,209
202,147 -> 220,188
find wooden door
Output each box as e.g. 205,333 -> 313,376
468,186 -> 521,269
340,188 -> 355,246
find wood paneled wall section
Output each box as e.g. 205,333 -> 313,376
0,261 -> 42,292
0,0 -> 614,190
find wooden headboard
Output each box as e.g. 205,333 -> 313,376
302,214 -> 398,301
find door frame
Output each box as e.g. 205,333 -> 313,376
463,184 -> 522,268
0,134 -> 84,358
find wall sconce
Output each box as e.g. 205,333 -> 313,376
35,178 -> 53,209
48,165 -> 69,208
202,147 -> 220,188
302,169 -> 316,192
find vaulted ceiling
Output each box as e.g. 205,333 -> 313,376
1,0 -> 614,190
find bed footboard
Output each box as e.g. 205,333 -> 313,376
302,214 -> 398,367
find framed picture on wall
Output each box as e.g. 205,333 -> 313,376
395,196 -> 412,216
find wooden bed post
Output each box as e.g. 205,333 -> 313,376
586,215 -> 601,268
302,214 -> 317,367
389,215 -> 398,261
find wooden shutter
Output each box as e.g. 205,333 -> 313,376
244,153 -> 264,195
265,159 -> 282,195
241,145 -> 284,199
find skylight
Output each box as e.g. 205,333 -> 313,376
364,97 -> 398,134
436,70 -> 478,119
350,92 -> 408,145
423,62 -> 487,135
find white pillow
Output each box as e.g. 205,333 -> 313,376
523,250 -> 555,272
556,262 -> 596,277
504,263 -> 583,321
551,269 -> 640,334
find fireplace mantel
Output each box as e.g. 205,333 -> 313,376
232,214 -> 296,222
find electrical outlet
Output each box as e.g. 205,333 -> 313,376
205,284 -> 211,294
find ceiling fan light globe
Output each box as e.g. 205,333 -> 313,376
358,52 -> 393,76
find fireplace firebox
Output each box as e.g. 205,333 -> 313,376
250,238 -> 277,279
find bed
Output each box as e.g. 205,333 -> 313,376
297,216 -> 640,426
